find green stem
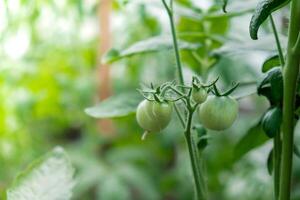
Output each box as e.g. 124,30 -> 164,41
162,0 -> 185,85
191,133 -> 208,197
174,103 -> 185,128
279,1 -> 300,200
269,14 -> 283,200
185,111 -> 206,200
273,132 -> 281,200
161,1 -> 207,199
270,15 -> 285,66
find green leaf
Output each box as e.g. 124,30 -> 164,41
102,35 -> 201,63
262,107 -> 282,138
213,35 -> 286,56
249,0 -> 291,40
234,122 -> 269,161
262,54 -> 281,73
267,148 -> 273,175
294,145 -> 300,158
177,2 -> 254,21
257,67 -> 283,105
85,92 -> 143,119
7,147 -> 75,200
193,124 -> 208,152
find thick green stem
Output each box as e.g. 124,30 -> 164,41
279,1 -> 300,200
273,132 -> 281,200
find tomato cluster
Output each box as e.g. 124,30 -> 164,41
136,79 -> 239,135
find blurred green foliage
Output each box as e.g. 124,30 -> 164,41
1,0 -> 300,199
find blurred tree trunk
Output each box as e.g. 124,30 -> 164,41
97,0 -> 114,136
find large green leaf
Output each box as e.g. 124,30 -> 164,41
7,147 -> 75,200
234,122 -> 269,161
102,35 -> 201,63
176,2 -> 254,21
85,92 -> 143,118
249,0 -> 291,40
213,35 -> 286,56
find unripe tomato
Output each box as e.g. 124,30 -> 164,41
136,100 -> 173,132
192,87 -> 208,104
198,96 -> 238,131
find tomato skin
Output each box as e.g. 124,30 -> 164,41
192,87 -> 208,104
136,100 -> 173,132
198,96 -> 238,131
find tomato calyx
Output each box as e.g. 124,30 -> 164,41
192,76 -> 219,90
212,82 -> 239,97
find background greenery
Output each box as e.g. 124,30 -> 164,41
0,0 -> 299,199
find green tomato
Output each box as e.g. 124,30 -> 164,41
136,100 -> 173,132
192,87 -> 208,104
198,95 -> 238,131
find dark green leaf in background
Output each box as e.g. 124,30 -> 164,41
249,0 -> 291,40
294,145 -> 300,159
257,67 -> 283,105
261,107 -> 282,138
267,148 -> 273,175
262,54 -> 281,73
193,124 -> 208,152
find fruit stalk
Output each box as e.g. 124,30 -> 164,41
185,109 -> 207,200
269,15 -> 285,66
269,14 -> 283,200
161,0 -> 207,199
279,1 -> 300,199
161,0 -> 184,85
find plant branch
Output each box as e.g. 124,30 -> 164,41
273,132 -> 281,200
161,0 -> 171,14
174,103 -> 185,128
279,1 -> 300,200
162,0 -> 185,85
270,14 -> 285,66
184,110 -> 207,200
292,31 -> 300,53
161,1 -> 207,199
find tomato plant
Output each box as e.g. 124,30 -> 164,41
83,0 -> 300,199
